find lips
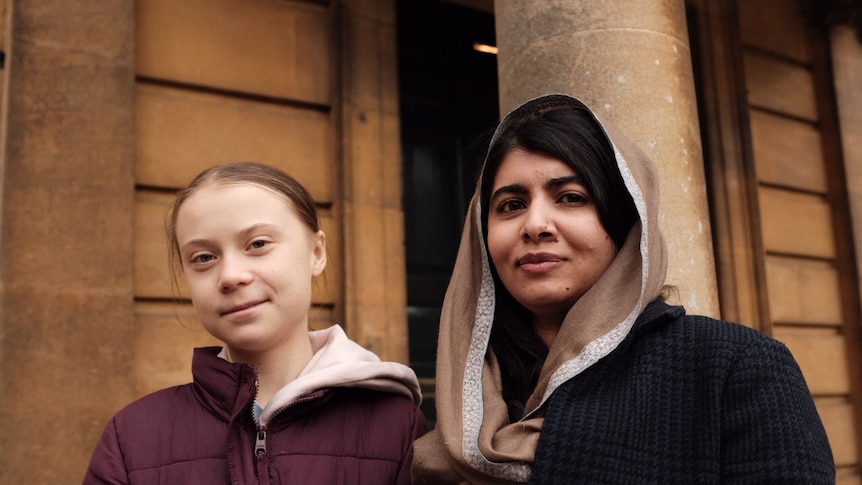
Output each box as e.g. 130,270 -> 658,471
518,252 -> 563,265
518,252 -> 564,274
220,299 -> 267,317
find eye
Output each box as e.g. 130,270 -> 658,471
497,198 -> 526,213
558,192 -> 589,205
191,253 -> 215,264
249,239 -> 269,250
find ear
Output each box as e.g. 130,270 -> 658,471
310,230 -> 327,276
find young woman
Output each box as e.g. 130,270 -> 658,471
84,162 -> 425,484
412,94 -> 834,483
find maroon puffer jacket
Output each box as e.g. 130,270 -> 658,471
83,347 -> 427,484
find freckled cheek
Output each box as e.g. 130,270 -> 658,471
189,290 -> 214,314
183,277 -> 217,312
183,280 -> 204,301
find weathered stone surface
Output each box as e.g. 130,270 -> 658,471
0,3 -> 137,483
495,0 -> 719,315
832,26 -> 862,314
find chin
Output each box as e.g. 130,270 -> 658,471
519,294 -> 580,313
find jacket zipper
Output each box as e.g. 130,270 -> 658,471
251,378 -> 271,485
253,377 -> 265,455
252,389 -> 324,482
254,426 -> 270,485
254,428 -> 267,456
252,390 -> 317,446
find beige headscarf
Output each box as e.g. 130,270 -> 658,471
412,94 -> 668,484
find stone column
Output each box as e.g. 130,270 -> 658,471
831,26 -> 862,315
0,1 -> 136,483
495,0 -> 719,316
340,0 -> 410,363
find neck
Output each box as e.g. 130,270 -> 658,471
532,312 -> 565,348
226,332 -> 314,408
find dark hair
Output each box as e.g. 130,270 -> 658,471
166,162 -> 320,281
480,99 -> 638,422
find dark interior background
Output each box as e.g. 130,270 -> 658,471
396,0 -> 499,424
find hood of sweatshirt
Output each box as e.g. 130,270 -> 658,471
218,324 -> 422,427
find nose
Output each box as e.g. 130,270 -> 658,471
218,254 -> 253,292
522,201 -> 557,242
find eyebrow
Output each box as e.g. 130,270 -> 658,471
180,223 -> 282,254
546,175 -> 582,188
490,174 -> 583,202
490,183 -> 528,202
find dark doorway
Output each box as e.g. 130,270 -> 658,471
396,0 -> 499,424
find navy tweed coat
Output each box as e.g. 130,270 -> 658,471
531,300 -> 834,484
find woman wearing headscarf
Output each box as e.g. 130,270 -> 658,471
412,94 -> 834,484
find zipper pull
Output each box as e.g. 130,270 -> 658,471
255,429 -> 267,456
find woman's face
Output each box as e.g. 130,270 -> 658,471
486,148 -> 618,325
175,183 -> 326,361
